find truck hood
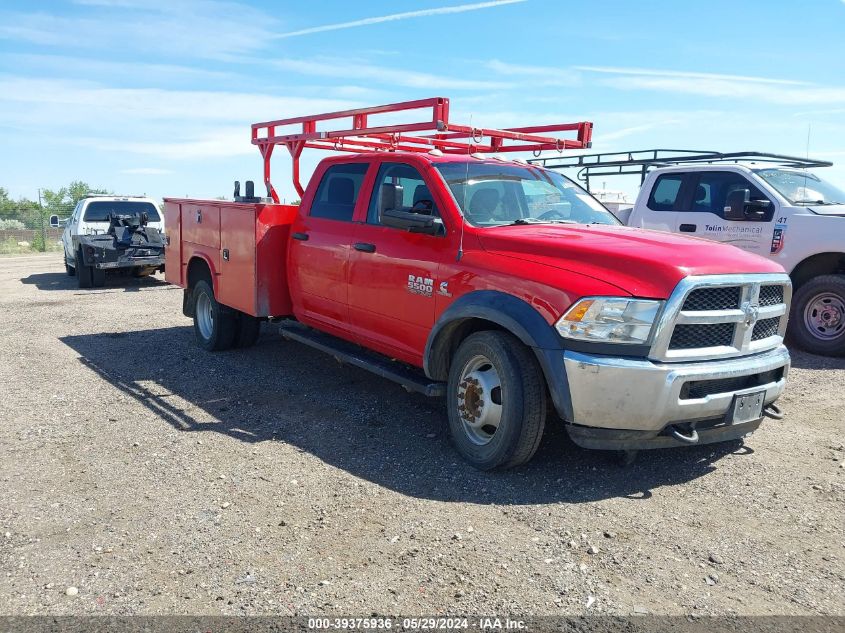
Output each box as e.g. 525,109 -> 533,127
476,224 -> 784,298
809,204 -> 845,216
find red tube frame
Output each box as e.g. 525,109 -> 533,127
251,97 -> 593,201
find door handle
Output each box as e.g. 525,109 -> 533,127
292,232 -> 309,241
354,242 -> 376,253
679,223 -> 697,232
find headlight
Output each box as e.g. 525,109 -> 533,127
555,297 -> 662,345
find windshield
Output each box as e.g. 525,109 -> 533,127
83,201 -> 161,222
434,161 -> 619,227
754,168 -> 845,205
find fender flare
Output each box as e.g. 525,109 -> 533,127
183,255 -> 218,318
424,290 -> 573,422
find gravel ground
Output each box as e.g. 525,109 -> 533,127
0,254 -> 843,617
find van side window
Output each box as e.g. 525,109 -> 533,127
310,163 -> 369,222
367,163 -> 438,225
647,175 -> 684,211
691,172 -> 772,220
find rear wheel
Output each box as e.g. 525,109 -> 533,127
446,331 -> 547,470
790,274 -> 845,356
65,255 -> 75,277
192,280 -> 237,351
76,248 -> 92,288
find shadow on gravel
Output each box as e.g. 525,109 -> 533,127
788,348 -> 845,371
61,325 -> 745,505
20,271 -> 171,292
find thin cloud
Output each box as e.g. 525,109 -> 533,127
576,65 -> 808,86
273,0 -> 527,39
270,57 -> 510,91
121,168 -> 173,175
577,66 -> 845,106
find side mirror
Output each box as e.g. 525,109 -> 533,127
49,215 -> 59,227
724,189 -> 770,222
381,207 -> 442,235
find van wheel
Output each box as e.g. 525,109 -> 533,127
235,314 -> 261,348
77,248 -> 92,288
790,274 -> 845,356
447,331 -> 547,470
192,280 -> 237,351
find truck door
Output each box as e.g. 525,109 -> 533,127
288,161 -> 370,338
348,161 -> 453,365
675,171 -> 775,257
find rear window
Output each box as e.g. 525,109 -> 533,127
310,163 -> 369,222
83,201 -> 160,222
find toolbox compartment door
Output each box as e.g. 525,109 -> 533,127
217,205 -> 257,315
163,201 -> 182,285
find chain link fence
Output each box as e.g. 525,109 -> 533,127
0,204 -> 74,255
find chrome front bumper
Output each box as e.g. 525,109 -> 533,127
563,345 -> 790,433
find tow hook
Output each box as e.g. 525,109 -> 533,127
668,423 -> 699,444
763,403 -> 784,420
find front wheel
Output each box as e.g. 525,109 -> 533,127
192,280 -> 237,351
790,274 -> 845,356
446,331 -> 547,470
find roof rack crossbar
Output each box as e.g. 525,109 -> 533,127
528,149 -> 833,187
251,97 -> 593,200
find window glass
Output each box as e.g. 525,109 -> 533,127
647,175 -> 684,211
83,201 -> 160,222
754,168 -> 845,205
691,172 -> 768,218
434,162 -> 617,227
367,163 -> 438,224
310,163 -> 369,222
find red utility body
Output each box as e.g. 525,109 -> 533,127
164,200 -> 298,317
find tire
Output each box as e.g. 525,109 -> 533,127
77,248 -> 92,289
234,313 -> 261,348
789,274 -> 845,356
446,331 -> 547,470
192,280 -> 237,351
91,266 -> 106,288
65,255 -> 75,277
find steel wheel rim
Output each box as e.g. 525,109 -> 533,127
456,354 -> 504,446
803,292 -> 845,341
196,293 -> 214,340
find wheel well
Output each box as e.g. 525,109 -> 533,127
427,317 -> 508,380
791,253 -> 845,289
187,257 -> 212,290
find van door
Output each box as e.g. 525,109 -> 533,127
674,171 -> 775,257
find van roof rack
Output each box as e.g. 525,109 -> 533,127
528,149 -> 833,189
251,96 -> 593,200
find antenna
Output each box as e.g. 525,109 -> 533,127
456,115 -> 472,262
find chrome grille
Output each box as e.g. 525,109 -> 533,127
650,274 -> 792,362
752,317 -> 780,341
682,287 -> 740,311
670,323 -> 734,349
759,285 -> 784,307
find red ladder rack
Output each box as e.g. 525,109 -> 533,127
251,96 -> 593,200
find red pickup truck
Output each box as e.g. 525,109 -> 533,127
164,98 -> 791,469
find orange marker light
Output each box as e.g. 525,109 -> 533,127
564,300 -> 594,322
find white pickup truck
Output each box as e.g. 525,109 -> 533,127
531,151 -> 845,356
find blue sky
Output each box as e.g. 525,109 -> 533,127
1,0 -> 844,204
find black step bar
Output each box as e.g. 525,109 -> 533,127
278,321 -> 445,397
